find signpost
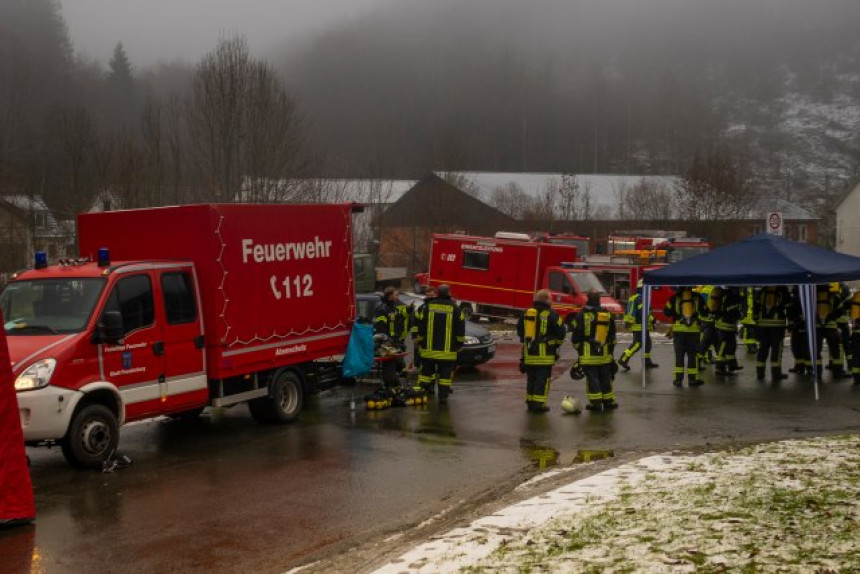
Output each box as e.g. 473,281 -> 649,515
766,212 -> 783,236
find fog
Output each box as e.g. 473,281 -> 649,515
59,0 -> 399,65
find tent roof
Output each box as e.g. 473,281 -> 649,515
643,233 -> 860,286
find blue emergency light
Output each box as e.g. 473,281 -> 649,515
35,251 -> 48,269
97,247 -> 110,267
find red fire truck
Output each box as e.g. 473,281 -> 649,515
6,204 -> 357,468
562,255 -> 672,322
425,233 -> 622,318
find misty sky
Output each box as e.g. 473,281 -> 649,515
59,0 -> 391,66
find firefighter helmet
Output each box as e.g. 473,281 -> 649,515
561,395 -> 581,414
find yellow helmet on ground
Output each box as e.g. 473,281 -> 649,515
561,395 -> 581,414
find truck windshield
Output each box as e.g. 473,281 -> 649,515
1,278 -> 106,335
666,245 -> 709,263
567,271 -> 607,294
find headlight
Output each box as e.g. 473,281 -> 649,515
464,336 -> 480,345
15,358 -> 57,392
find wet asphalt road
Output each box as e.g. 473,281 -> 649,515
2,332 -> 860,573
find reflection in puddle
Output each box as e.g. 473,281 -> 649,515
573,449 -> 615,463
520,439 -> 559,470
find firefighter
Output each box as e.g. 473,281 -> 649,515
569,290 -> 617,411
752,286 -> 789,381
848,290 -> 860,384
618,280 -> 659,371
814,283 -> 849,379
697,285 -> 719,366
833,283 -> 852,374
373,287 -> 410,387
663,286 -> 703,386
516,289 -> 566,412
786,287 -> 811,374
739,287 -> 759,354
714,286 -> 744,375
413,284 -> 466,404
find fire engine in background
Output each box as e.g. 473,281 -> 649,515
425,233 -> 622,319
6,203 -> 357,468
606,232 -> 711,264
414,230 -> 593,293
563,255 -> 672,322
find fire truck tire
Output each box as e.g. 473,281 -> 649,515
248,371 -> 304,424
61,403 -> 119,469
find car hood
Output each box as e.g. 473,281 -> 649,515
7,334 -> 76,372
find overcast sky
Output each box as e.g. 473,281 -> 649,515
59,0 -> 388,66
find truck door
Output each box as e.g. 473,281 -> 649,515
157,269 -> 206,413
547,270 -> 580,313
98,273 -> 165,420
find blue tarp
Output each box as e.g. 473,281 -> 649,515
643,233 -> 860,286
342,321 -> 375,378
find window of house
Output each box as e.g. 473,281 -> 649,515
462,250 -> 490,270
161,272 -> 197,324
102,275 -> 155,335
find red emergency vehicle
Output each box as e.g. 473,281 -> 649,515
425,233 -> 622,318
562,256 -> 672,322
6,203 -> 357,468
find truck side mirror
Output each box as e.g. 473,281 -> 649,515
98,311 -> 124,344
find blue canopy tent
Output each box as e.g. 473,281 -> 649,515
640,233 -> 860,399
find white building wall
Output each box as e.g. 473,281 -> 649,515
836,183 -> 860,256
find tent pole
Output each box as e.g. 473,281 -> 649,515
642,286 -> 650,389
799,284 -> 819,401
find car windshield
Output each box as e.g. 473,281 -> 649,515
1,278 -> 106,335
567,271 -> 607,294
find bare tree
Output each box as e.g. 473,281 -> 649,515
555,173 -> 580,220
623,179 -> 676,220
676,150 -> 755,221
490,181 -> 530,218
187,35 -> 310,203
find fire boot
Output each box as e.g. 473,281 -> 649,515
688,375 -> 703,387
672,375 -> 684,387
771,368 -> 787,381
438,385 -> 450,405
586,400 -> 604,412
788,364 -> 806,374
756,366 -> 766,381
603,400 -> 619,410
728,359 -> 744,372
645,358 -> 660,369
714,362 -> 728,376
617,357 -> 630,371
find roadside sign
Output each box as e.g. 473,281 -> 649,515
766,212 -> 783,236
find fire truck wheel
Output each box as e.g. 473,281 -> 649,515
61,403 -> 119,469
248,371 -> 304,424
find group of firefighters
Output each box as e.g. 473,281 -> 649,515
516,281 -> 860,414
372,285 -> 465,405
371,279 -> 860,414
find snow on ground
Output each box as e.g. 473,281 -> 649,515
374,435 -> 860,573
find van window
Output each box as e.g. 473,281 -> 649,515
103,275 -> 155,335
548,271 -> 575,294
462,251 -> 490,270
162,272 -> 197,324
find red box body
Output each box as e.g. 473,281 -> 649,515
427,234 -> 578,311
78,204 -> 356,380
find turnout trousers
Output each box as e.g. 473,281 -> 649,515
418,358 -> 456,400
584,363 -> 615,406
525,365 -> 553,410
673,331 -> 700,384
755,326 -> 786,379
